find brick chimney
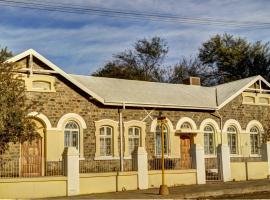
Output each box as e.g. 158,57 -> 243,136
183,77 -> 201,86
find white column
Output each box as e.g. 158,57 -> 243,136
191,144 -> 206,184
63,147 -> 80,196
137,147 -> 148,189
217,144 -> 231,182
261,142 -> 270,175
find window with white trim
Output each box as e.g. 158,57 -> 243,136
227,126 -> 237,154
100,126 -> 113,156
250,126 -> 260,155
64,121 -> 80,150
155,125 -> 169,156
128,126 -> 140,155
204,125 -> 215,155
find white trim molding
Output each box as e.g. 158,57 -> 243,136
176,117 -> 197,130
199,118 -> 221,133
222,119 -> 243,133
57,113 -> 87,130
123,120 -> 146,157
28,112 -> 52,130
150,117 -> 174,132
246,120 -> 264,133
94,119 -> 119,158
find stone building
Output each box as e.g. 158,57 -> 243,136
2,49 -> 270,182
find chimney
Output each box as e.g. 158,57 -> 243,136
183,77 -> 201,86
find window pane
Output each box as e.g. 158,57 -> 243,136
128,128 -> 133,135
135,128 -> 140,136
64,131 -> 70,147
100,127 -> 105,135
106,127 -> 112,135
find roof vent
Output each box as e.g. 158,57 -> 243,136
183,77 -> 201,86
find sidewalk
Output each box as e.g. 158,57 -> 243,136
61,179 -> 270,199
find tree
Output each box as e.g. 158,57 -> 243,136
0,47 -> 39,154
167,57 -> 215,85
92,37 -> 168,82
198,33 -> 270,84
0,46 -> 12,63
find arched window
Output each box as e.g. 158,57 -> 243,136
100,126 -> 113,156
204,125 -> 215,155
64,121 -> 80,150
250,126 -> 260,154
156,125 -> 169,156
181,122 -> 192,130
227,126 -> 237,154
128,127 -> 140,155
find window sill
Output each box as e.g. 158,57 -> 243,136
249,154 -> 262,158
79,157 -> 85,161
204,155 -> 216,158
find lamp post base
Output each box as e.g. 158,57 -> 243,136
159,184 -> 169,195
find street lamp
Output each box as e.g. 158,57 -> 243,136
157,112 -> 169,195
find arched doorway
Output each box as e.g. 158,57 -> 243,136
21,119 -> 45,177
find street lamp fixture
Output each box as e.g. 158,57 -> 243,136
157,112 -> 169,195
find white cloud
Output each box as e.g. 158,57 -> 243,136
0,0 -> 270,74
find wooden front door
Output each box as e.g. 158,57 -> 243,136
180,135 -> 192,169
21,138 -> 42,177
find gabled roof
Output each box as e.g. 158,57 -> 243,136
70,74 -> 217,109
6,49 -> 270,110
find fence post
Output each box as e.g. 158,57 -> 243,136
191,144 -> 206,184
137,147 -> 148,189
63,147 -> 80,196
217,144 -> 231,182
261,141 -> 270,176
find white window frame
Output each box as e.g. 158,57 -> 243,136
204,125 -> 215,155
250,126 -> 261,155
64,121 -> 80,151
128,126 -> 140,156
155,124 -> 169,157
227,126 -> 238,155
100,126 -> 113,157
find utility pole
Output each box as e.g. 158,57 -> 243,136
158,113 -> 169,195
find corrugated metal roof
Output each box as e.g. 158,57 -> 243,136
70,74 -> 260,109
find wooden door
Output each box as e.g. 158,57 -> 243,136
21,138 -> 42,177
180,136 -> 192,169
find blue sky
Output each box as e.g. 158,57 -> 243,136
0,0 -> 270,75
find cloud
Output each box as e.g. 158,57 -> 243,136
0,0 -> 270,75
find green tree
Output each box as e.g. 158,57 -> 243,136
167,57 -> 214,85
92,37 -> 168,82
0,47 -> 39,154
199,33 -> 270,84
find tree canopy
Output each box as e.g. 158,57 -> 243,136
93,34 -> 270,86
93,37 -> 168,82
0,47 -> 39,154
199,33 -> 270,84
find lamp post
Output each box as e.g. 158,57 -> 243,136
158,113 -> 169,195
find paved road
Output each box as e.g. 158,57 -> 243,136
51,180 -> 270,199
214,191 -> 270,199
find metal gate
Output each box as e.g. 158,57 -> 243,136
205,156 -> 222,181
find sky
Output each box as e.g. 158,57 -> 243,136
0,0 -> 270,75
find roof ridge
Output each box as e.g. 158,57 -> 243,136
213,75 -> 259,88
69,74 -> 210,88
